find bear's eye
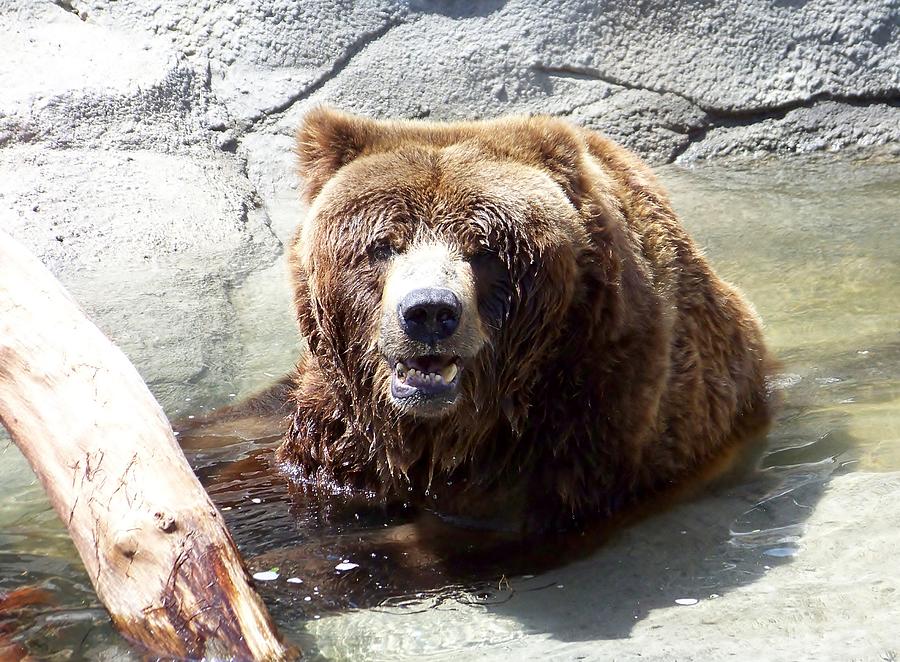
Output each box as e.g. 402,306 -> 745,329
369,241 -> 396,263
468,247 -> 512,325
467,246 -> 499,266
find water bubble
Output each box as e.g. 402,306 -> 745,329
769,373 -> 802,390
675,598 -> 698,606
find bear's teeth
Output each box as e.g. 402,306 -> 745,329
396,363 -> 456,387
441,363 -> 458,383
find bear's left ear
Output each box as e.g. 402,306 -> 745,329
295,106 -> 378,202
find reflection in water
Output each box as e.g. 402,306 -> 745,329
0,154 -> 898,659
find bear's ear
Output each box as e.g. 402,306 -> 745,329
295,107 -> 378,202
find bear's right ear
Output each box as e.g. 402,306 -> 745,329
295,107 -> 377,203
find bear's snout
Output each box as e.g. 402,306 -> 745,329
397,287 -> 461,343
378,240 -> 487,416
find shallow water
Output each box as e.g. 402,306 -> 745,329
1,153 -> 898,659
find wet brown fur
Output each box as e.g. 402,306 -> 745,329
276,107 -> 771,533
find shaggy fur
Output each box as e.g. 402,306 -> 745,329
276,107 -> 771,533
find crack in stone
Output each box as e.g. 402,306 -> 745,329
532,62 -> 900,119
246,18 -> 405,127
533,62 -> 900,163
533,63 -> 705,111
53,0 -> 87,20
668,93 -> 900,162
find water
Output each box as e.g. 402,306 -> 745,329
1,152 -> 898,659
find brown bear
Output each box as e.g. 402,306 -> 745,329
275,107 -> 771,533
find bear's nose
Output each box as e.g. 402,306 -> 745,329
398,287 -> 461,342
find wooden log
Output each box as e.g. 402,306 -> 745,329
0,230 -> 298,661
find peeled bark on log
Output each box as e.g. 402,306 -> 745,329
0,230 -> 297,661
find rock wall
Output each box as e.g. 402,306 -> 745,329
1,0 -> 898,406
7,0 -> 897,162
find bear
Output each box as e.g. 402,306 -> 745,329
274,107 -> 771,534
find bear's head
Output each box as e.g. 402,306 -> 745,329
291,108 -> 622,472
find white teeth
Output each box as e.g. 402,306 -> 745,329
441,363 -> 459,383
395,361 -> 459,386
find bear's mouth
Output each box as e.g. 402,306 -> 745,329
390,354 -> 460,402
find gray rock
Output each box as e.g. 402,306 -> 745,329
0,146 -> 283,410
678,101 -> 900,162
35,0 -> 897,163
68,0 -> 407,126
0,3 -> 213,152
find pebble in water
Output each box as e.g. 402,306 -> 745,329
675,598 -> 699,606
253,570 -> 279,581
335,561 -> 359,571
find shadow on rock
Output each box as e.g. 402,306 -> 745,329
477,394 -> 856,643
409,0 -> 508,19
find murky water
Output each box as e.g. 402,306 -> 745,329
1,153 -> 898,659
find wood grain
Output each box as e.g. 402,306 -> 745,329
0,229 -> 297,660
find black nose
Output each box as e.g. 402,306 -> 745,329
398,287 -> 461,342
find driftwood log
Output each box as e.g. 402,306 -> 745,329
0,230 -> 297,660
